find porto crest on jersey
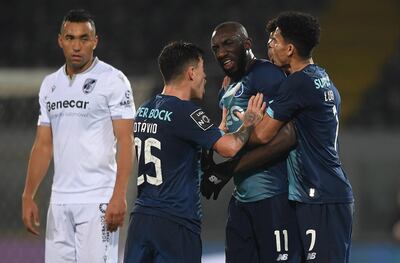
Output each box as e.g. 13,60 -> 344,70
82,78 -> 97,94
234,82 -> 244,97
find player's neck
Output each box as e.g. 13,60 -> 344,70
288,57 -> 314,74
65,57 -> 95,78
162,84 -> 191,101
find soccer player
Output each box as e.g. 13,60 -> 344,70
123,41 -> 265,263
251,12 -> 354,262
21,9 -> 135,263
205,21 -> 302,262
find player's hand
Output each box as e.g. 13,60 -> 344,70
237,93 -> 266,127
200,150 -> 233,200
218,107 -> 229,133
105,195 -> 127,232
222,76 -> 231,90
22,196 -> 40,236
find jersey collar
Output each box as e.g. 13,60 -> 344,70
62,57 -> 99,78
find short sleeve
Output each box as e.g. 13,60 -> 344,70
107,71 -> 136,119
174,103 -> 223,150
267,72 -> 307,122
37,78 -> 51,126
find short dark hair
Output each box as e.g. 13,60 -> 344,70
158,41 -> 204,84
272,11 -> 320,58
60,9 -> 96,34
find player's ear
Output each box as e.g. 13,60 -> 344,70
287,43 -> 294,57
58,34 -> 63,48
244,37 -> 252,50
92,35 -> 98,50
188,66 -> 195,81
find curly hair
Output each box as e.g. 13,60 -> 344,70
273,11 -> 320,58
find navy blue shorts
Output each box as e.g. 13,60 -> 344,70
225,193 -> 302,263
294,202 -> 354,262
123,213 -> 202,263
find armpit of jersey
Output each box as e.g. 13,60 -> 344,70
190,109 -> 214,131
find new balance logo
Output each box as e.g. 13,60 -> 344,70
208,175 -> 222,185
307,252 -> 317,260
276,253 -> 288,261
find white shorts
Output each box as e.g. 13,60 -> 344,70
45,203 -> 119,263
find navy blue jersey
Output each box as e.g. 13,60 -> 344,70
219,59 -> 288,202
267,64 -> 354,203
133,94 -> 223,234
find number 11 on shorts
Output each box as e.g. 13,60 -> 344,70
274,230 -> 288,252
274,230 -> 289,261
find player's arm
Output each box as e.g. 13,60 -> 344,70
213,93 -> 265,158
22,125 -> 53,236
200,122 -> 296,200
221,121 -> 296,173
218,76 -> 231,133
105,119 -> 134,232
249,113 -> 284,145
218,107 -> 229,133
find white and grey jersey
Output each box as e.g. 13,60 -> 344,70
38,58 -> 136,204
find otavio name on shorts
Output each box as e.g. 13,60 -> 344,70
136,107 -> 172,122
47,100 -> 89,112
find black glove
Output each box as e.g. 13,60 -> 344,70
200,149 -> 233,200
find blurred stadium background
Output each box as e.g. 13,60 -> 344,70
0,0 -> 399,262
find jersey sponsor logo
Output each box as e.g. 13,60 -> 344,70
136,107 -> 172,122
119,89 -> 133,107
47,100 -> 89,112
190,109 -> 213,131
82,78 -> 97,94
119,100 -> 132,107
314,76 -> 331,89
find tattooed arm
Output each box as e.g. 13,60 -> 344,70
213,93 -> 265,158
